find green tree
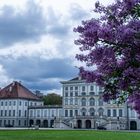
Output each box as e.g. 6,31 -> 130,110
43,93 -> 62,105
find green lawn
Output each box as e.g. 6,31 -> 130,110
0,130 -> 140,140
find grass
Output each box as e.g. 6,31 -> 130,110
0,130 -> 139,140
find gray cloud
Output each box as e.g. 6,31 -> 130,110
0,1 -> 89,93
24,79 -> 61,91
0,56 -> 78,91
0,1 -> 46,47
46,5 -> 88,38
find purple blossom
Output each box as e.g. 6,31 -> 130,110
74,0 -> 140,117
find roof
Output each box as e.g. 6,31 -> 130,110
60,76 -> 85,84
0,81 -> 41,100
69,76 -> 85,81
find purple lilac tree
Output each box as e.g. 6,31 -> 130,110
74,0 -> 140,116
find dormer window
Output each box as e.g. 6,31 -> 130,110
9,86 -> 12,92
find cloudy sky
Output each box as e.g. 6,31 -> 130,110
0,0 -> 114,94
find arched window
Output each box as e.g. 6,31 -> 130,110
89,108 -> 95,116
98,108 -> 104,116
81,108 -> 87,116
98,97 -> 103,106
90,98 -> 95,106
81,98 -> 86,106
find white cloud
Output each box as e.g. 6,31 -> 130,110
0,0 -> 115,92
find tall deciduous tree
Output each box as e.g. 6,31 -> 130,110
74,0 -> 140,116
43,93 -> 62,105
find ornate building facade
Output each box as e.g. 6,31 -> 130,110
0,81 -> 43,127
61,77 -> 140,130
0,79 -> 140,130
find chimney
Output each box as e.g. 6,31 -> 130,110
35,90 -> 43,97
12,81 -> 16,86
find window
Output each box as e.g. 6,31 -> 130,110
98,98 -> 103,106
99,87 -> 103,92
75,110 -> 78,116
81,92 -> 86,96
19,110 -> 21,117
5,110 -> 7,116
18,120 -> 21,126
52,110 -> 54,117
30,110 -> 33,117
24,120 -> 26,126
25,111 -> 27,117
70,86 -> 73,91
90,98 -> 95,106
70,98 -> 73,105
113,109 -> 116,117
25,102 -> 27,106
9,110 -> 11,116
75,92 -> 78,96
119,109 -> 123,117
65,92 -> 68,97
65,87 -> 68,91
5,101 -> 7,106
12,120 -> 14,126
90,92 -> 95,95
0,110 -> 3,116
1,101 -> 3,106
8,120 -> 10,125
90,86 -> 94,91
44,110 -> 47,117
81,108 -> 86,116
75,86 -> 78,90
107,109 -> 111,117
13,101 -> 16,106
9,101 -> 11,106
19,101 -> 22,106
4,120 -> 6,126
13,110 -> 15,116
90,108 -> 95,116
82,86 -> 85,91
98,108 -> 104,116
65,98 -> 68,105
65,110 -> 68,117
70,110 -> 73,117
37,110 -> 40,117
99,87 -> 103,94
81,98 -> 86,106
0,120 -> 2,126
70,92 -> 73,97
75,98 -> 78,105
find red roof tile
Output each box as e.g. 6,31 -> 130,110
0,81 -> 41,100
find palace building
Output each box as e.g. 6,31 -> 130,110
0,78 -> 140,130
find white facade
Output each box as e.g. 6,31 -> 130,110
61,77 -> 140,130
0,99 -> 43,127
0,79 -> 140,130
28,106 -> 62,127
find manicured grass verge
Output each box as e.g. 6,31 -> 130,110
0,130 -> 139,140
